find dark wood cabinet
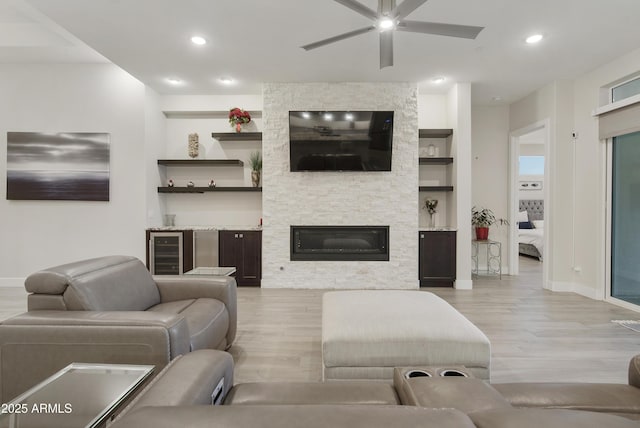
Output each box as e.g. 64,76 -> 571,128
419,230 -> 456,287
219,230 -> 262,286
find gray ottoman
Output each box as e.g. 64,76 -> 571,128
322,290 -> 491,381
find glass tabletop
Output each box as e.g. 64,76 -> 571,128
0,363 -> 154,428
184,266 -> 236,276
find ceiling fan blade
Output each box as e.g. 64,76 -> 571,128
380,31 -> 393,69
398,20 -> 484,39
301,26 -> 376,51
392,0 -> 428,19
333,0 -> 378,20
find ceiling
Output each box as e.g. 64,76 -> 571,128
3,0 -> 640,104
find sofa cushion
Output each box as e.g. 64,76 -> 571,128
27,256 -> 160,311
149,298 -> 228,350
110,405 -> 476,428
226,382 -> 399,405
469,408 -> 639,428
493,383 -> 640,416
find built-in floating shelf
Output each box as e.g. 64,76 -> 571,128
157,159 -> 244,166
419,186 -> 454,192
163,110 -> 262,119
158,187 -> 262,193
419,129 -> 453,138
211,132 -> 262,141
419,157 -> 454,165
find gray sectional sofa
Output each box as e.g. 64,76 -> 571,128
109,349 -> 640,427
0,255 -> 237,402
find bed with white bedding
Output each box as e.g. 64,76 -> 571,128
518,200 -> 543,260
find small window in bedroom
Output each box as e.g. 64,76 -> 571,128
612,76 -> 640,102
519,156 -> 544,175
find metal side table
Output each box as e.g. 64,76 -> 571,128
471,239 -> 502,279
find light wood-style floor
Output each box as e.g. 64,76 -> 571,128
1,257 -> 639,385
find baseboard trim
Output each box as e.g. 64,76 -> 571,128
0,278 -> 24,288
548,280 -> 600,300
454,279 -> 473,290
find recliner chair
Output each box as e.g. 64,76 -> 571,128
0,255 -> 237,402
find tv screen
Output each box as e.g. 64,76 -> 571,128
289,111 -> 393,171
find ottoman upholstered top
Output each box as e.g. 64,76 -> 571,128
322,290 -> 491,380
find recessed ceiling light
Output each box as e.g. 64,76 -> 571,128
190,36 -> 207,45
492,96 -> 502,102
218,77 -> 234,85
525,34 -> 543,44
431,77 -> 445,84
378,17 -> 395,30
167,78 -> 182,85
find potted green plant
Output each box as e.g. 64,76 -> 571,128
249,151 -> 262,187
471,206 -> 508,240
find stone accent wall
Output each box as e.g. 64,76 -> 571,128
262,82 -> 418,289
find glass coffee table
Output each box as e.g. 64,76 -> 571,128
184,266 -> 236,276
0,363 -> 153,428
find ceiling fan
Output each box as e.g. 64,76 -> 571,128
301,0 -> 484,69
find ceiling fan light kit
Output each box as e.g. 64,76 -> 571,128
302,0 -> 484,69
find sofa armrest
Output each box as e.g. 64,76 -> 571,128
629,354 -> 640,388
117,350 -> 234,421
153,276 -> 237,347
0,311 -> 190,402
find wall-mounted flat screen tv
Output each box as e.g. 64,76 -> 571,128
289,111 -> 393,171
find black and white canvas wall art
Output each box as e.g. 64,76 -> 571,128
6,132 -> 110,201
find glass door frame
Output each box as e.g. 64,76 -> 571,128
605,134 -> 640,311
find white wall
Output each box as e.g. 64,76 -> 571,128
508,48 -> 640,301
572,46 -> 640,301
0,64 -> 147,286
262,82 -> 419,289
471,105 -> 510,270
449,84 -> 473,289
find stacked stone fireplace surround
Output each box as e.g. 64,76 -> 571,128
261,83 -> 419,289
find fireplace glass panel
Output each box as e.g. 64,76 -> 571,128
291,226 -> 389,261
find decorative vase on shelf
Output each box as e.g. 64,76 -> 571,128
235,123 -> 242,133
428,213 -> 436,228
188,133 -> 199,158
251,170 -> 261,187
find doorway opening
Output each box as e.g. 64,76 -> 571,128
509,120 -> 550,289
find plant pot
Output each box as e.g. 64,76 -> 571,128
475,227 -> 489,240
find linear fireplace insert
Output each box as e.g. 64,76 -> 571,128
291,226 -> 389,261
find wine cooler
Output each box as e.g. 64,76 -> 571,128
149,232 -> 183,275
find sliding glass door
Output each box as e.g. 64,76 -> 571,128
611,131 -> 640,304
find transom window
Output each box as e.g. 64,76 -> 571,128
612,76 -> 640,102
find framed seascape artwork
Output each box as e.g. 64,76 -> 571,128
6,132 -> 110,201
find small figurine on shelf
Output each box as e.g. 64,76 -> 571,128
167,179 -> 174,187
208,179 -> 216,188
187,181 -> 195,187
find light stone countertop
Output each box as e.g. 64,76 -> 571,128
419,227 -> 457,232
147,225 -> 262,231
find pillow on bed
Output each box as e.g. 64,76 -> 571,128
517,210 -> 529,223
519,221 -> 533,229
532,220 -> 544,229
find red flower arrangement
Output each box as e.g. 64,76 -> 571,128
228,108 -> 252,126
